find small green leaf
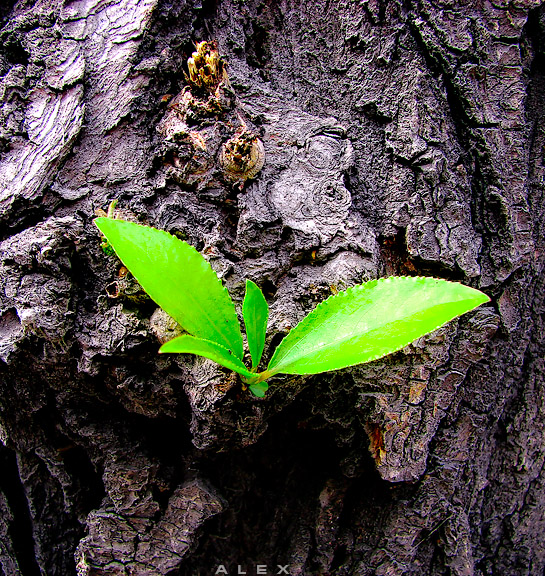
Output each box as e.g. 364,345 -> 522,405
160,335 -> 254,379
94,218 -> 244,359
242,280 -> 269,370
265,276 -> 490,377
249,381 -> 269,398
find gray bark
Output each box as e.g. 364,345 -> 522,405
0,0 -> 544,574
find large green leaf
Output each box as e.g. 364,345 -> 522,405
242,280 -> 269,370
265,276 -> 490,377
94,218 -> 244,359
160,335 -> 253,378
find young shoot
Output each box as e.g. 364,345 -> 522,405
94,218 -> 490,398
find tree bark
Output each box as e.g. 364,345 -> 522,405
1,0 -> 544,574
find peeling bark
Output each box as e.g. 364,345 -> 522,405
1,0 -> 545,574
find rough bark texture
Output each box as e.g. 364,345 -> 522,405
0,0 -> 544,574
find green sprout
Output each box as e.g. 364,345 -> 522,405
94,218 -> 490,398
97,200 -> 119,255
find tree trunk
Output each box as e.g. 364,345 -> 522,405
1,0 -> 544,574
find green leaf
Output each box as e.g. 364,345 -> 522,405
249,381 -> 269,398
265,276 -> 490,377
242,280 -> 269,370
94,218 -> 244,359
160,335 -> 254,379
